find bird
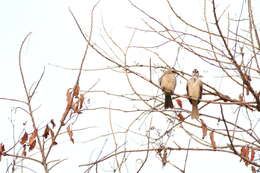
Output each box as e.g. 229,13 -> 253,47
159,69 -> 176,109
186,69 -> 203,119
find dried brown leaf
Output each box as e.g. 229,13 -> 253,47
73,85 -> 80,97
20,132 -> 28,145
67,126 -> 74,144
50,128 -> 54,138
64,104 -> 71,114
42,125 -> 50,139
244,146 -> 249,157
50,129 -> 57,145
79,94 -> 84,109
29,129 -> 38,146
200,119 -> 207,139
66,88 -> 72,103
29,139 -> 36,151
209,130 -> 216,150
22,144 -> 27,157
250,147 -> 255,161
50,119 -> 56,129
162,149 -> 167,167
177,113 -> 184,122
0,143 -> 5,153
0,143 -> 5,161
240,146 -> 246,162
244,146 -> 250,166
73,102 -> 79,114
175,99 -> 182,108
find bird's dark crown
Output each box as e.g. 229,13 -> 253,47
192,69 -> 199,74
192,69 -> 200,77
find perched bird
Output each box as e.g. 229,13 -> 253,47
159,69 -> 176,109
186,69 -> 203,119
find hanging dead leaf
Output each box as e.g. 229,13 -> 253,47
243,146 -> 249,158
79,94 -> 84,109
0,143 -> 5,154
29,129 -> 38,146
162,149 -> 167,167
50,129 -> 57,145
29,139 -> 36,151
64,103 -> 71,114
177,113 -> 184,122
240,146 -> 246,162
66,88 -> 72,103
175,99 -> 182,108
200,119 -> 207,139
209,130 -> 216,150
73,85 -> 80,97
20,132 -> 28,145
0,143 -> 5,161
50,119 -> 56,129
250,147 -> 255,161
42,125 -> 50,139
0,144 -> 5,153
67,126 -> 74,144
244,146 -> 250,166
72,101 -> 79,114
50,129 -> 54,138
22,144 -> 27,157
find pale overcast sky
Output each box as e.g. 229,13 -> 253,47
0,0 -> 259,172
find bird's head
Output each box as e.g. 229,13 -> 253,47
192,69 -> 199,77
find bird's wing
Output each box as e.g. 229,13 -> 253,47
186,79 -> 192,104
159,73 -> 164,87
172,75 -> 177,93
199,79 -> 203,100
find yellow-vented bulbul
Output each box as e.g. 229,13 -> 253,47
160,69 -> 176,109
186,69 -> 203,119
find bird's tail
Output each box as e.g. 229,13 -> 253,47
191,103 -> 199,119
165,94 -> 173,109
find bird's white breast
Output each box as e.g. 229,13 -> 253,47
187,78 -> 202,99
160,73 -> 176,93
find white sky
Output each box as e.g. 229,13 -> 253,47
0,0 -> 259,172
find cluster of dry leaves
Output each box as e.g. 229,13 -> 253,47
19,119 -> 56,157
0,84 -> 85,162
67,85 -> 84,114
175,99 -> 217,150
240,146 -> 257,173
157,147 -> 168,167
240,146 -> 255,165
200,119 -> 217,150
63,84 -> 85,143
174,98 -> 258,171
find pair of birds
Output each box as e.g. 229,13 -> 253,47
159,69 -> 203,119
